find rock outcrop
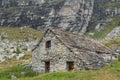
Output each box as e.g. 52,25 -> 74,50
0,0 -> 120,33
0,39 -> 37,62
106,26 -> 120,40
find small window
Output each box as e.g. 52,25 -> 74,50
46,40 -> 51,48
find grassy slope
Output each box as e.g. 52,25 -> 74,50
106,2 -> 120,8
85,16 -> 120,49
0,64 -> 37,80
0,27 -> 43,41
0,52 -> 32,70
86,16 -> 120,39
104,38 -> 120,49
17,61 -> 120,80
0,60 -> 120,80
0,52 -> 37,80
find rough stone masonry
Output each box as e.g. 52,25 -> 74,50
30,28 -> 112,73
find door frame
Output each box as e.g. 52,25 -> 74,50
67,61 -> 74,71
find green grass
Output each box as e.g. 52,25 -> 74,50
0,27 -> 43,41
1,61 -> 120,80
86,16 -> 120,39
106,2 -> 120,8
0,53 -> 37,80
104,38 -> 120,49
0,64 -> 37,80
16,61 -> 120,80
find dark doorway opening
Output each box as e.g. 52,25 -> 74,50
67,62 -> 74,71
45,61 -> 50,72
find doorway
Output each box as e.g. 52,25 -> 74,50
67,62 -> 74,71
45,61 -> 50,72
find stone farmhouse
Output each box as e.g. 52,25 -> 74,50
30,28 -> 112,73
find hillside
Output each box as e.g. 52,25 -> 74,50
0,27 -> 43,63
86,16 -> 120,39
19,61 -> 120,80
0,26 -> 119,80
0,0 -> 120,80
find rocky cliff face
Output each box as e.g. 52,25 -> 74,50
0,0 -> 120,33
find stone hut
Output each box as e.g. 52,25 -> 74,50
30,28 -> 112,73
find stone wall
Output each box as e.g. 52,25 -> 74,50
31,30 -> 71,73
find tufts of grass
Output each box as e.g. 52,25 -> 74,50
0,64 -> 37,80
0,60 -> 120,80
17,71 -> 94,80
0,53 -> 36,80
17,61 -> 120,80
0,58 -> 31,70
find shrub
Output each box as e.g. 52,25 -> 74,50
16,46 -> 21,55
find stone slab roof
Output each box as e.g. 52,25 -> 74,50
34,28 -> 112,54
52,29 -> 112,54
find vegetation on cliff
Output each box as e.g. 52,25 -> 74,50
104,38 -> 120,49
0,27 -> 43,41
106,2 -> 120,8
86,16 -> 120,39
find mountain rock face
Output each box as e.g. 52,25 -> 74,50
0,0 -> 120,33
